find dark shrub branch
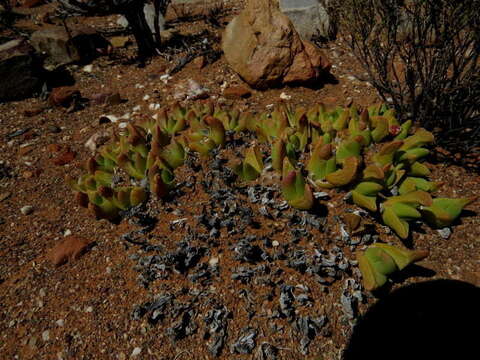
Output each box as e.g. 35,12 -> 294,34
336,0 -> 480,151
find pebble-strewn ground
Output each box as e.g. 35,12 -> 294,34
0,2 -> 479,360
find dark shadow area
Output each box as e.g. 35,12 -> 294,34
310,201 -> 329,218
343,279 -> 480,360
279,71 -> 338,92
45,68 -> 76,89
430,140 -> 480,174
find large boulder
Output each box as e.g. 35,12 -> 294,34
30,26 -> 110,70
222,0 -> 330,89
279,0 -> 336,41
0,39 -> 43,102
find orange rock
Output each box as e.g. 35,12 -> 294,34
223,85 -> 252,99
47,143 -> 63,153
18,145 -> 34,156
48,87 -> 80,107
23,170 -> 33,179
52,151 -> 76,166
48,236 -> 91,267
23,106 -> 45,117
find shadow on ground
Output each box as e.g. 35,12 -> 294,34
343,279 -> 480,360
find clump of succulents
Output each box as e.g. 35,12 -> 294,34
66,102 -> 224,220
67,100 -> 476,290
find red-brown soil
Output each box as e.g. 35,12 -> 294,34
0,2 -> 479,360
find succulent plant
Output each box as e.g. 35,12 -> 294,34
233,145 -> 264,181
421,197 -> 477,228
281,170 -> 314,210
357,243 -> 429,291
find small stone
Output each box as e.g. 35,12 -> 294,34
48,235 -> 91,266
42,330 -> 50,341
39,288 -> 46,297
280,92 -> 291,100
110,36 -> 130,48
23,106 -> 45,117
20,205 -> 34,215
56,319 -> 64,327
47,143 -> 63,153
437,227 -> 451,239
223,85 -> 252,99
85,130 -> 111,152
85,306 -> 93,313
18,145 -> 34,156
47,125 -> 61,133
82,64 -> 93,73
272,240 -> 280,247
131,347 -> 142,357
209,257 -> 219,266
91,92 -> 122,106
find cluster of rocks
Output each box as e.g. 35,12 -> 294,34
0,24 -> 109,102
1,0 -> 336,101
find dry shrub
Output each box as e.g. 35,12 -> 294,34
336,0 -> 480,152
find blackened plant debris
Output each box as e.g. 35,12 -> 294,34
230,327 -> 258,354
233,237 -> 267,264
120,204 -> 158,245
285,246 -> 351,285
132,293 -> 174,324
340,278 -> 364,321
279,285 -> 295,318
287,250 -> 308,273
167,308 -> 198,342
164,241 -> 204,274
188,263 -> 212,285
231,267 -> 256,284
0,162 -> 12,180
232,264 -> 269,284
203,306 -> 231,357
254,342 -> 278,360
132,240 -> 205,287
293,315 -> 328,355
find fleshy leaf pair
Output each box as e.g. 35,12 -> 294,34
234,145 -> 264,181
282,170 -> 314,210
357,243 -> 429,291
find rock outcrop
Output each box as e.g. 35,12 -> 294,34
279,0 -> 337,41
30,26 -> 110,69
0,39 -> 43,102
